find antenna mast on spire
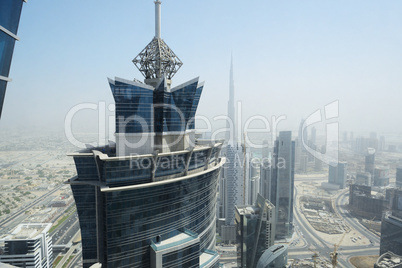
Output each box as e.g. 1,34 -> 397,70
155,0 -> 161,38
133,0 -> 183,88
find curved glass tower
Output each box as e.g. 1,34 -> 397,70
0,0 -> 24,118
67,2 -> 224,268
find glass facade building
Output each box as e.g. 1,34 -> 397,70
235,194 -> 276,268
380,213 -> 402,256
255,244 -> 288,268
68,2 -> 224,267
270,131 -> 295,239
0,0 -> 24,117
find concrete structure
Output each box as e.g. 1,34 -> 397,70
0,0 -> 25,117
374,167 -> 390,187
235,194 -> 276,268
67,2 -> 223,267
256,244 -> 288,268
355,172 -> 372,186
380,213 -> 402,256
271,131 -> 295,238
0,223 -> 53,268
375,251 -> 402,268
328,161 -> 347,189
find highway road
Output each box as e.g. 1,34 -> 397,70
52,211 -> 79,245
335,189 -> 380,247
0,183 -> 65,234
289,187 -> 380,267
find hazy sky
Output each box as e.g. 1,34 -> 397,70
2,0 -> 402,139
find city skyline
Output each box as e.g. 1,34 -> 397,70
1,0 -> 402,136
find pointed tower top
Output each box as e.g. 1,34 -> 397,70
133,1 -> 183,88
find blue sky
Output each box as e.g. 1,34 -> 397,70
2,0 -> 402,138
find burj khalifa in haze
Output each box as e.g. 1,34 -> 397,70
68,2 -> 224,267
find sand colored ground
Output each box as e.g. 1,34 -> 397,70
349,255 -> 378,268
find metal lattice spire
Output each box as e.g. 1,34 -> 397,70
133,1 -> 183,81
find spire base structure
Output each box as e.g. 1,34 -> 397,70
133,1 -> 183,86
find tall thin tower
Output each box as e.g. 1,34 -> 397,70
226,55 -> 236,144
223,57 -> 246,227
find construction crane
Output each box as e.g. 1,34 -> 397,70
330,231 -> 346,267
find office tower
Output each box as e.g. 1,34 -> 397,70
249,176 -> 260,205
271,131 -> 295,239
235,194 -> 276,268
374,167 -> 390,187
355,172 -> 372,186
224,144 -> 247,225
260,158 -> 271,201
0,223 -> 53,268
397,167 -> 402,188
0,0 -> 25,117
68,2 -> 224,267
365,148 -> 376,177
380,213 -> 402,256
256,244 -> 288,268
328,161 -> 347,189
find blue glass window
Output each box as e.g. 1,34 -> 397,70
0,31 -> 17,78
0,0 -> 23,34
0,80 -> 7,117
110,80 -> 153,134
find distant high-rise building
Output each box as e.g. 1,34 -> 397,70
256,244 -> 288,268
224,144 -> 247,225
249,176 -> 260,205
365,148 -> 376,178
380,213 -> 402,256
328,162 -> 347,189
235,194 -> 276,268
379,136 -> 386,152
0,0 -> 25,118
271,131 -> 295,238
355,172 -> 372,186
68,2 -> 224,267
0,223 -> 53,268
222,56 -> 248,228
396,167 -> 402,188
374,167 -> 390,187
310,126 -> 317,145
260,158 -> 271,201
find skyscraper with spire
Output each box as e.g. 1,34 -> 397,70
68,2 -> 224,267
222,57 -> 247,229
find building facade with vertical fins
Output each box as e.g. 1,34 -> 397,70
270,131 -> 295,239
0,0 -> 25,117
67,2 -> 224,267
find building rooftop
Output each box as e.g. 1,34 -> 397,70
4,223 -> 51,241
